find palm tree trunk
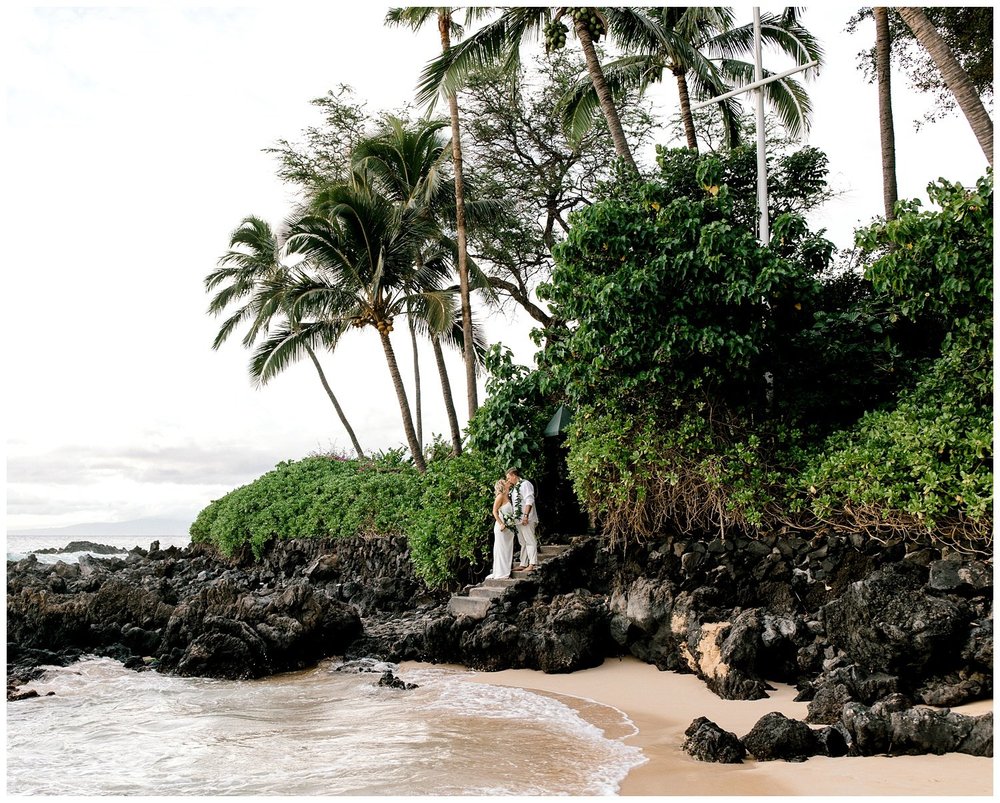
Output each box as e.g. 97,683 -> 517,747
431,333 -> 463,455
408,317 -> 423,446
379,329 -> 427,472
874,8 -> 898,221
573,18 -> 639,172
305,345 -> 365,459
897,7 -> 993,167
439,12 -> 479,420
673,68 -> 699,152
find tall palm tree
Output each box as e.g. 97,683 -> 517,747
564,7 -> 822,153
412,6 -> 640,171
352,115 -> 478,454
386,7 -> 481,421
897,7 -> 993,166
205,216 -> 366,458
286,180 -> 455,473
874,7 -> 898,220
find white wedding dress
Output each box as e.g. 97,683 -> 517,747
487,501 -> 515,579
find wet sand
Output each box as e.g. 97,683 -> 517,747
405,657 -> 993,796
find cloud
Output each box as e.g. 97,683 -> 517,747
7,442 -> 285,487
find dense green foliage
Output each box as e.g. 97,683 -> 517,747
535,152 -> 992,548
798,175 -> 993,541
465,344 -> 552,481
537,149 -> 835,538
190,450 -> 504,588
406,450 -> 505,588
190,455 -> 421,559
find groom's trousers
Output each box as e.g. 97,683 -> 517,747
515,522 -> 538,566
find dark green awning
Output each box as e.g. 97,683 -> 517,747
544,404 -> 573,437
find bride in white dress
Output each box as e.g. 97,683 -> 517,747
487,478 -> 515,579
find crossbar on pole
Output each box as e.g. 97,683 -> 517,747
689,60 -> 819,112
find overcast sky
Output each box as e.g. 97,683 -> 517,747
3,4 -> 990,533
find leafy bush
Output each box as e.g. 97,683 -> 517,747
565,399 -> 790,542
406,450 -> 505,588
465,344 -> 552,479
189,449 -> 506,588
797,174 -> 993,545
536,154 -> 992,548
190,454 -> 421,559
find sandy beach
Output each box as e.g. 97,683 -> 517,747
405,657 -> 993,796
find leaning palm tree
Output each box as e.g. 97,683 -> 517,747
386,7 -> 482,421
562,7 -> 823,153
411,6 -> 640,172
286,179 -> 454,473
897,7 -> 993,166
205,216 -> 366,458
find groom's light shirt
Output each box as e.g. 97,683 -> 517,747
518,480 -> 539,525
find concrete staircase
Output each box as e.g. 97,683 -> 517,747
447,543 -> 571,619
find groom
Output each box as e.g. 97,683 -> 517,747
506,467 -> 538,571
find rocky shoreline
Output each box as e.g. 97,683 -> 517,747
7,532 -> 992,761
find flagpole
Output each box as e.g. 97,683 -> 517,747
753,6 -> 769,244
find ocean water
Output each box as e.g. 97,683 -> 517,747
6,536 -> 646,795
7,658 -> 645,796
6,532 -> 191,564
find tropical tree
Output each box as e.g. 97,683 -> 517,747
352,115 -> 500,454
286,180 -> 450,473
352,116 -> 456,450
874,7 -> 898,220
460,49 -> 656,329
413,6 -> 640,171
563,7 -> 823,154
897,7 -> 993,166
386,7 -> 481,421
205,216 -> 366,458
848,7 -> 992,129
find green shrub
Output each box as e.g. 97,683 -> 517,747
406,450 -> 505,588
793,174 -> 993,546
799,321 -> 992,540
190,455 -> 421,560
189,449 -> 506,587
564,399 -> 791,542
466,344 -> 552,480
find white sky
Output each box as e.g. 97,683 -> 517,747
3,4 -> 991,532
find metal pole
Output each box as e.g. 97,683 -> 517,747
753,6 -> 769,244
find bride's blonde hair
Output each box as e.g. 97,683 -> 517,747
493,479 -> 507,496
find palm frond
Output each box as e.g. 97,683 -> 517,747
415,7 -> 549,107
718,59 -> 813,138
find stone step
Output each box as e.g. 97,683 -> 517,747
448,543 -> 576,620
469,586 -> 505,599
448,595 -> 492,618
482,577 -> 519,589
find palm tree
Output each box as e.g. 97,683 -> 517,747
874,7 -> 898,220
205,216 -> 366,458
352,115 -> 485,454
564,7 -> 822,153
386,7 -> 481,421
412,6 -> 640,171
897,7 -> 993,166
286,180 -> 455,473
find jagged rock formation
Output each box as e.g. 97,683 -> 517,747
6,529 -> 993,761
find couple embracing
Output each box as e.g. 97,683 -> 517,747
487,467 -> 539,579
